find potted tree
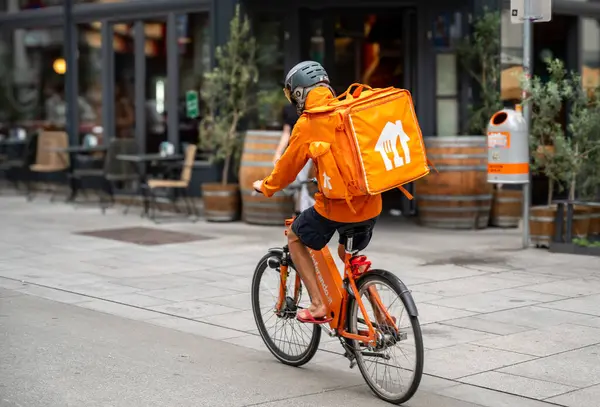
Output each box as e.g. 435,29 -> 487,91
198,5 -> 258,222
417,9 -> 501,230
527,58 -> 599,246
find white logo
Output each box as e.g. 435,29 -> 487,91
322,172 -> 332,189
375,120 -> 411,171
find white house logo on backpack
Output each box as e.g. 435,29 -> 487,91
322,172 -> 332,190
374,120 -> 411,171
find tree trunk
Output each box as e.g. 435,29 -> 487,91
220,113 -> 240,186
547,179 -> 554,206
221,153 -> 231,186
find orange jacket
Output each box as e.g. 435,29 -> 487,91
260,87 -> 382,223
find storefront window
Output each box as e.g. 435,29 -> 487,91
581,18 -> 600,92
433,11 -> 462,136
0,26 -> 81,130
252,14 -> 287,130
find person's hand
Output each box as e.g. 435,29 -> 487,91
253,180 -> 263,193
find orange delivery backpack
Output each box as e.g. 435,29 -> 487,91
304,83 -> 434,213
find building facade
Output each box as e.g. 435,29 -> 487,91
0,0 -> 599,201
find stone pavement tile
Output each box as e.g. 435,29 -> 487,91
498,344 -> 600,388
19,272 -> 110,289
146,315 -> 247,340
410,291 -> 446,303
424,344 -> 536,379
205,277 -> 252,293
459,371 -> 577,400
418,374 -> 461,393
421,323 -> 498,350
217,264 -> 263,278
387,272 -> 435,287
436,384 -> 560,407
483,306 -> 592,329
202,292 -> 251,311
101,292 -> 174,307
140,284 -> 240,302
424,292 -> 539,314
440,316 -> 533,336
546,384 -> 600,407
537,294 -> 600,317
489,270 -> 570,285
571,317 -> 600,329
404,389 -> 488,407
0,278 -> 29,290
404,264 -> 490,281
490,288 -> 568,303
0,287 -> 24,298
222,333 -> 282,354
108,273 -> 206,291
63,281 -> 142,298
147,299 -> 240,319
413,276 -> 528,297
197,309 -> 258,333
525,278 -> 600,297
76,298 -> 161,321
10,284 -> 89,304
198,254 -> 261,269
178,268 -> 229,282
417,303 -> 477,325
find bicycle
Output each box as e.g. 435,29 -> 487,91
251,179 -> 424,405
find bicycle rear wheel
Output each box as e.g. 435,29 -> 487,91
347,270 -> 424,405
251,251 -> 321,367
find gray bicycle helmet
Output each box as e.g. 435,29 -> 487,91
284,61 -> 334,115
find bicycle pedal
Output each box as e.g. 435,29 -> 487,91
349,359 -> 357,369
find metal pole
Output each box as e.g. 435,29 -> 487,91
166,13 -> 180,150
63,0 -> 78,146
101,21 -> 114,146
522,0 -> 534,249
134,21 -> 147,153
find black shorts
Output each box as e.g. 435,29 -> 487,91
290,206 -> 377,251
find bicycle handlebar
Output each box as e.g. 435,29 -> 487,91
252,178 -> 317,195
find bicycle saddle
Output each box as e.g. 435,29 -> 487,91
338,224 -> 372,238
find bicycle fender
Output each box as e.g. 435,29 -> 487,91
367,269 -> 419,317
267,247 -> 284,257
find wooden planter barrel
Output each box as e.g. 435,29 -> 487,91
490,189 -> 523,228
416,136 -> 493,229
530,205 -> 592,247
239,130 -> 294,225
589,206 -> 600,237
201,183 -> 240,222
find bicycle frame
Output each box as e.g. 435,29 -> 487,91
276,217 -> 398,346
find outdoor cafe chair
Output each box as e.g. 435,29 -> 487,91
142,143 -> 198,222
27,131 -> 69,202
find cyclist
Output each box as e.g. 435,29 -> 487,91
253,61 -> 381,324
274,102 -> 315,212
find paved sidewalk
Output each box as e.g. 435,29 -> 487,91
0,195 -> 599,407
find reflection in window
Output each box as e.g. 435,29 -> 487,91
500,9 -> 523,101
253,15 -> 287,130
582,18 -> 600,93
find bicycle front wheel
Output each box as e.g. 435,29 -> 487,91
251,251 -> 321,367
347,270 -> 424,405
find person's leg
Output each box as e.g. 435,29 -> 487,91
289,207 -> 336,320
337,218 -> 390,325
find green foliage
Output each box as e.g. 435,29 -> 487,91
457,8 -> 503,135
573,237 -> 600,248
524,58 -> 600,203
256,88 -> 287,129
199,5 -> 259,185
569,79 -> 600,200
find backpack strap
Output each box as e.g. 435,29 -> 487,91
427,158 -> 439,173
397,185 -> 414,200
